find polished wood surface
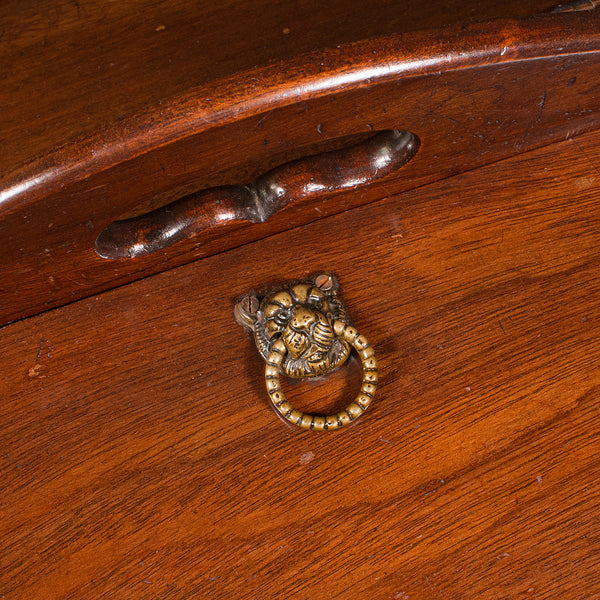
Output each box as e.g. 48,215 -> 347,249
2,12 -> 600,326
95,130 -> 418,259
2,128 -> 600,598
0,0 -> 558,178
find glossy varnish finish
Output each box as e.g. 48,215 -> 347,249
95,130 -> 419,259
1,13 -> 600,325
2,129 -> 600,598
0,0 -> 560,178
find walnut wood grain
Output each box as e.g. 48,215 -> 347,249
2,128 -> 600,599
0,0 -> 560,180
1,12 -> 600,326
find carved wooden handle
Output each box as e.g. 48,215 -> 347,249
95,129 -> 419,259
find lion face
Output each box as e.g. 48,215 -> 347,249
235,273 -> 352,378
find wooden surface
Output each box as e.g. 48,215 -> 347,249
1,12 -> 600,326
94,130 -> 419,259
0,0 -> 558,178
2,128 -> 600,598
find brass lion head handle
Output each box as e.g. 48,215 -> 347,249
234,273 -> 378,430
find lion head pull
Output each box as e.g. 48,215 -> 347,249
234,273 -> 378,431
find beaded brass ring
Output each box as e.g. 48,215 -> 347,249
234,273 -> 378,430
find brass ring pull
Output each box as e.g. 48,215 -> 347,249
265,323 -> 378,430
235,273 -> 378,430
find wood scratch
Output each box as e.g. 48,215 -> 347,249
535,91 -> 547,123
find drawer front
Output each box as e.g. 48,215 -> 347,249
2,129 -> 600,598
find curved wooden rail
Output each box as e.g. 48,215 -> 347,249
2,14 -> 600,213
95,130 -> 419,259
0,12 -> 600,324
